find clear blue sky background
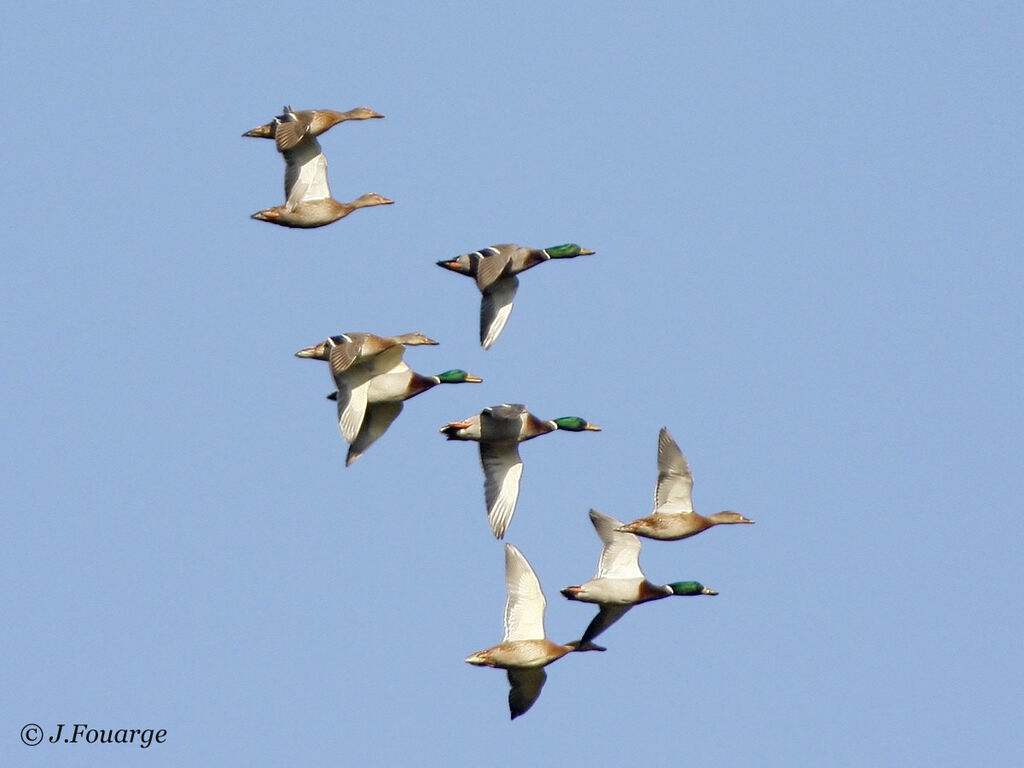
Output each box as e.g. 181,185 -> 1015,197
3,2 -> 1021,766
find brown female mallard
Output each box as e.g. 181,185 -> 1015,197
616,428 -> 754,540
466,544 -> 600,719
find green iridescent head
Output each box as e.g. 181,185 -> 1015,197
544,243 -> 595,258
668,581 -> 718,596
435,369 -> 483,384
552,416 -> 601,432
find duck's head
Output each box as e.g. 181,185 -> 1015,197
709,511 -> 755,525
436,252 -> 476,275
392,332 -> 438,346
436,369 -> 483,384
544,243 -> 595,258
552,416 -> 602,432
312,108 -> 384,130
351,193 -> 394,209
295,336 -> 345,360
341,106 -> 385,121
668,581 -> 718,596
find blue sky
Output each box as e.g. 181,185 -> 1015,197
3,2 -> 1022,766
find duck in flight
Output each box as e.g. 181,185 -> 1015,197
466,544 -> 600,719
325,364 -> 482,465
296,333 -> 438,447
437,243 -> 594,348
561,509 -> 717,648
440,403 -> 600,538
248,106 -> 392,228
242,105 -> 384,142
616,428 -> 754,540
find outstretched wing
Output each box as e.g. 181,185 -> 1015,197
481,441 -> 523,539
346,402 -> 404,466
502,544 -> 546,642
590,509 -> 643,580
331,353 -> 396,445
284,139 -> 330,210
475,246 -> 513,291
274,108 -> 311,152
653,427 -> 694,514
579,605 -> 633,647
329,337 -> 403,378
507,668 -> 547,720
335,379 -> 369,444
480,275 -> 518,350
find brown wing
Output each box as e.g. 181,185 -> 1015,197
274,112 -> 312,152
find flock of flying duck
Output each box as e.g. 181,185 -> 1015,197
243,105 -> 755,719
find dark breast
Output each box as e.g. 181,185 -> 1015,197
637,580 -> 670,602
521,412 -> 556,441
405,373 -> 437,399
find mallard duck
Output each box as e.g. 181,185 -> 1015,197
437,243 -> 595,349
326,366 -> 483,465
242,106 -> 384,144
440,403 -> 600,538
561,509 -> 717,648
250,107 -> 393,228
295,333 -> 438,443
466,544 -> 599,720
251,194 -> 393,228
616,428 -> 754,540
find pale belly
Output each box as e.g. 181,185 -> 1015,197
483,640 -> 567,668
577,577 -> 651,605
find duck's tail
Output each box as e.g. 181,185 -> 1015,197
241,122 -> 274,139
566,639 -> 606,653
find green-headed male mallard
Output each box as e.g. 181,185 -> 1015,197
326,365 -> 483,465
437,243 -> 594,349
250,107 -> 392,229
616,428 -> 754,540
561,509 -> 717,648
440,403 -> 600,538
296,332 -> 437,444
242,105 -> 384,144
466,543 -> 601,720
